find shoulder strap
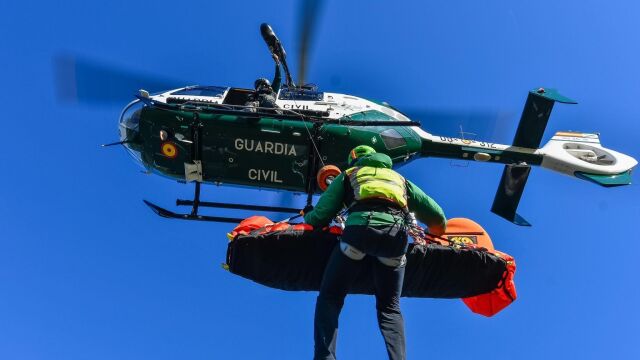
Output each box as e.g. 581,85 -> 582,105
343,171 -> 355,207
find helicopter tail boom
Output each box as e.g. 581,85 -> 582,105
490,88 -> 636,225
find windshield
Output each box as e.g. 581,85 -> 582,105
118,100 -> 144,167
119,100 -> 143,132
171,86 -> 227,97
278,87 -> 324,101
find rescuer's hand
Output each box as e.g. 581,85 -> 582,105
272,54 -> 280,64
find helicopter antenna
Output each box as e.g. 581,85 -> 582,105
297,0 -> 324,86
449,124 -> 476,168
101,140 -> 134,147
458,124 -> 477,142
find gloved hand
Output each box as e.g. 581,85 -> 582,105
271,53 -> 280,64
300,204 -> 314,216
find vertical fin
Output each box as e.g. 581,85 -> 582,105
512,88 -> 577,149
491,164 -> 532,226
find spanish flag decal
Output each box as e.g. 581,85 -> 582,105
161,142 -> 178,158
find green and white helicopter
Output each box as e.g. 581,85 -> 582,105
55,20 -> 636,226
109,23 -> 636,226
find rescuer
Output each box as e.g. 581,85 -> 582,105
304,145 -> 447,360
250,54 -> 282,110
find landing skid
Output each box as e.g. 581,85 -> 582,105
143,200 -> 247,223
144,181 -> 304,223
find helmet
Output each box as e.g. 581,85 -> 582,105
254,78 -> 271,90
347,145 -> 376,166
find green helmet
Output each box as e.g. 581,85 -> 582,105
347,145 -> 376,166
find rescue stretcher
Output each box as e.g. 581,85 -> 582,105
225,217 -> 516,317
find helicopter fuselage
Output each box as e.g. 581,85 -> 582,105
119,85 -> 636,200
121,85 -> 428,193
115,21 -> 637,224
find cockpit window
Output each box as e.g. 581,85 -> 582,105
119,100 -> 143,131
278,86 -> 324,101
171,86 -> 227,97
118,100 -> 145,168
380,129 -> 407,149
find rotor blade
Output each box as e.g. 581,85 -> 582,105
297,0 -> 324,86
402,109 -> 516,144
53,54 -> 188,106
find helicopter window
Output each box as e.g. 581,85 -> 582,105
171,86 -> 227,97
344,110 -> 397,122
119,100 -> 144,131
380,129 -> 406,149
278,87 -> 324,101
223,88 -> 255,106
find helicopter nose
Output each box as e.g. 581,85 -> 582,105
119,99 -> 144,164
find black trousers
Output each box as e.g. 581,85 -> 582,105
314,227 -> 407,360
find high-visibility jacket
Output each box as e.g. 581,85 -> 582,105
345,165 -> 408,209
304,153 -> 447,235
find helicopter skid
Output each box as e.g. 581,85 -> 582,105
143,198 -> 302,223
143,200 -> 246,223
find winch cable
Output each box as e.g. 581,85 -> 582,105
274,213 -> 303,224
282,106 -> 326,168
407,223 -> 479,249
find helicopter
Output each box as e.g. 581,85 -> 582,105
114,23 -> 636,226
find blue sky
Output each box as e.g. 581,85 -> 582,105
1,1 -> 639,359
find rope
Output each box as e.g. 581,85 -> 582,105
407,223 -> 476,249
281,106 -> 326,168
274,213 -> 303,224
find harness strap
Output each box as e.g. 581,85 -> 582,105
349,199 -> 409,216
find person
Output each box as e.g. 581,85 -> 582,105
303,145 -> 447,360
250,54 -> 282,110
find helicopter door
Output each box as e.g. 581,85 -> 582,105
223,88 -> 255,106
200,114 -> 310,192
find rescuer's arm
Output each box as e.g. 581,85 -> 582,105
303,173 -> 346,227
406,180 -> 447,236
271,59 -> 282,93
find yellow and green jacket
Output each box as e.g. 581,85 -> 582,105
304,153 -> 446,234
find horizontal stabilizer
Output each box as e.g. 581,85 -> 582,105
575,171 -> 633,187
512,88 -> 577,149
491,164 -> 532,226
